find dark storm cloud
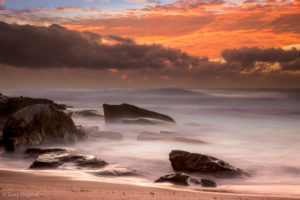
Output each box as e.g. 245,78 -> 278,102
221,47 -> 300,69
0,21 -> 200,69
281,59 -> 300,71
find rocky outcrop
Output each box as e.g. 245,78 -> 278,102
137,131 -> 206,144
169,150 -> 247,178
27,148 -> 107,169
103,103 -> 176,125
0,93 -> 67,133
154,173 -> 189,186
0,94 -> 65,121
2,104 -> 86,151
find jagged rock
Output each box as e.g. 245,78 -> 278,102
28,148 -> 107,169
169,150 -> 248,178
154,173 -> 189,186
103,103 -> 176,125
137,131 -> 206,144
2,104 -> 86,151
93,165 -> 137,176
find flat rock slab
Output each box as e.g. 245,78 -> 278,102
27,148 -> 107,170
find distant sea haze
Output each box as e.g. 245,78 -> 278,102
1,88 -> 300,193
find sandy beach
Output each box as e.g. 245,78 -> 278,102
0,170 -> 299,200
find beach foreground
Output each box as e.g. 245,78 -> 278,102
0,170 -> 299,200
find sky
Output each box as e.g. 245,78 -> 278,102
0,0 -> 300,88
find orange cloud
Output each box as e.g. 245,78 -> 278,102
1,0 -> 299,58
59,0 -> 300,57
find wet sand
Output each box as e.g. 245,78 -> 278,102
0,170 -> 299,200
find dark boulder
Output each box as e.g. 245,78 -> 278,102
28,148 -> 107,169
0,94 -> 66,119
0,93 -> 67,133
2,104 -> 86,151
169,150 -> 247,178
103,103 -> 176,125
154,173 -> 189,186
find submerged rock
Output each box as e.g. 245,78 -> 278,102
80,126 -> 123,141
154,173 -> 189,186
169,150 -> 247,178
200,179 -> 217,187
97,131 -> 123,141
137,131 -> 206,144
28,148 -> 107,169
2,104 -> 87,151
25,148 -> 67,156
68,110 -> 103,118
103,103 -> 176,125
121,118 -> 169,125
93,165 -> 137,176
189,177 -> 217,187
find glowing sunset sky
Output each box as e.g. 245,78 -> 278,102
0,0 -> 300,88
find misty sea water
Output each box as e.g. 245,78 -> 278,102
1,88 -> 300,196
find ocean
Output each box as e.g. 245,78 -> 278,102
1,88 -> 300,196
